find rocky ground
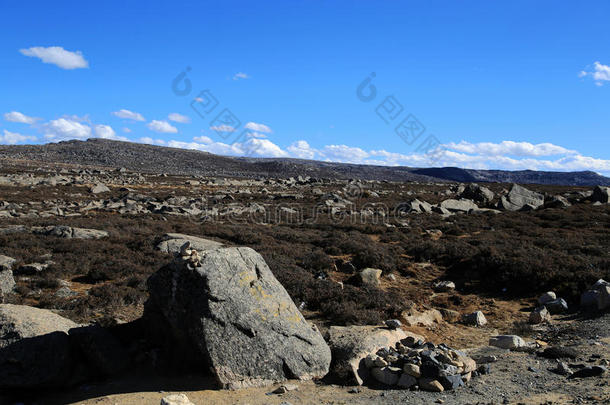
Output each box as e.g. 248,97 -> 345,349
0,158 -> 608,405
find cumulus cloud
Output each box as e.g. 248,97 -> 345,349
0,130 -> 37,145
112,109 -> 145,121
168,113 -> 191,123
43,118 -> 91,140
138,137 -> 166,146
93,124 -> 128,141
193,135 -> 213,144
122,127 -> 132,133
232,72 -> 250,80
244,122 -> 272,133
579,61 -> 610,86
147,120 -> 178,134
19,46 -> 88,70
444,141 -> 577,157
4,111 -> 40,124
287,140 -> 317,159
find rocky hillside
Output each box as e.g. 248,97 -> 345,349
1,139 -> 608,186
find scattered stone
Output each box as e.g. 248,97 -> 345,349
160,394 -> 195,405
529,306 -> 551,324
591,186 -> 610,203
90,183 -> 110,194
326,325 -> 417,385
402,308 -> 444,327
551,362 -> 572,376
463,311 -> 487,327
419,378 -> 444,392
489,335 -> 525,350
434,281 -> 456,292
497,184 -> 544,211
359,268 -> 382,287
396,373 -> 417,388
580,279 -> 610,312
272,384 -> 298,394
460,184 -> 494,205
544,298 -> 568,314
0,255 -> 16,272
439,308 -> 460,323
384,319 -> 402,329
439,198 -> 478,213
439,374 -> 464,390
372,366 -> 400,385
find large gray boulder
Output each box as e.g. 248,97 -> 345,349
580,279 -> 610,312
0,305 -> 79,389
591,186 -> 610,203
460,184 -> 494,205
0,304 -> 78,348
155,233 -> 224,255
497,184 -> 544,211
30,225 -> 109,239
146,247 -> 331,389
439,198 -> 479,213
0,255 -> 16,271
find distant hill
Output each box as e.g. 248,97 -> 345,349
1,139 -> 608,186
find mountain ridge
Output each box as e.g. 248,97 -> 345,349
0,138 -> 608,186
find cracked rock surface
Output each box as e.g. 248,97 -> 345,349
146,246 -> 331,389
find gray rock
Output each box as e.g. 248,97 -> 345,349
538,291 -> 556,305
0,270 -> 15,298
359,268 -> 382,287
489,335 -> 525,350
161,394 -> 195,405
591,186 -> 609,203
371,366 -> 400,385
544,195 -> 571,209
146,247 -> 331,389
497,184 -> 544,211
419,378 -> 444,392
434,280 -> 456,292
15,262 -> 50,275
439,198 -> 478,213
384,319 -> 402,329
529,306 -> 551,324
326,325 -> 416,385
463,311 -> 487,326
460,184 -> 494,205
396,373 -> 417,388
580,279 -> 610,311
0,304 -> 78,348
439,374 -> 464,390
90,183 -> 110,194
155,233 -> 224,255
545,298 -> 568,314
0,255 -> 16,271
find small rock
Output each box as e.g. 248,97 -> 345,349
489,335 -> 525,350
569,365 -> 607,379
539,346 -> 579,360
439,374 -> 464,390
419,378 -> 444,392
544,298 -> 568,314
385,319 -> 402,329
403,364 -> 422,378
359,268 -> 382,287
551,362 -> 572,376
396,373 -> 417,388
463,311 -> 487,327
160,394 -> 194,405
90,183 -> 110,194
433,281 -> 456,292
371,366 -> 400,386
529,307 -> 551,324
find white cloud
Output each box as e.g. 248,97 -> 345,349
19,46 -> 88,70
112,109 -> 145,121
209,124 -> 236,132
193,135 -> 213,144
43,118 -> 91,140
579,61 -> 610,86
138,137 -> 166,146
444,141 -> 576,157
243,138 -> 288,157
233,72 -> 250,80
93,124 -> 128,141
4,111 -> 40,124
0,130 -> 37,145
168,113 -> 191,123
245,122 -> 272,133
287,140 -> 317,159
122,127 -> 132,133
147,120 -> 178,133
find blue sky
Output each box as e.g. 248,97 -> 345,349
1,1 -> 609,174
